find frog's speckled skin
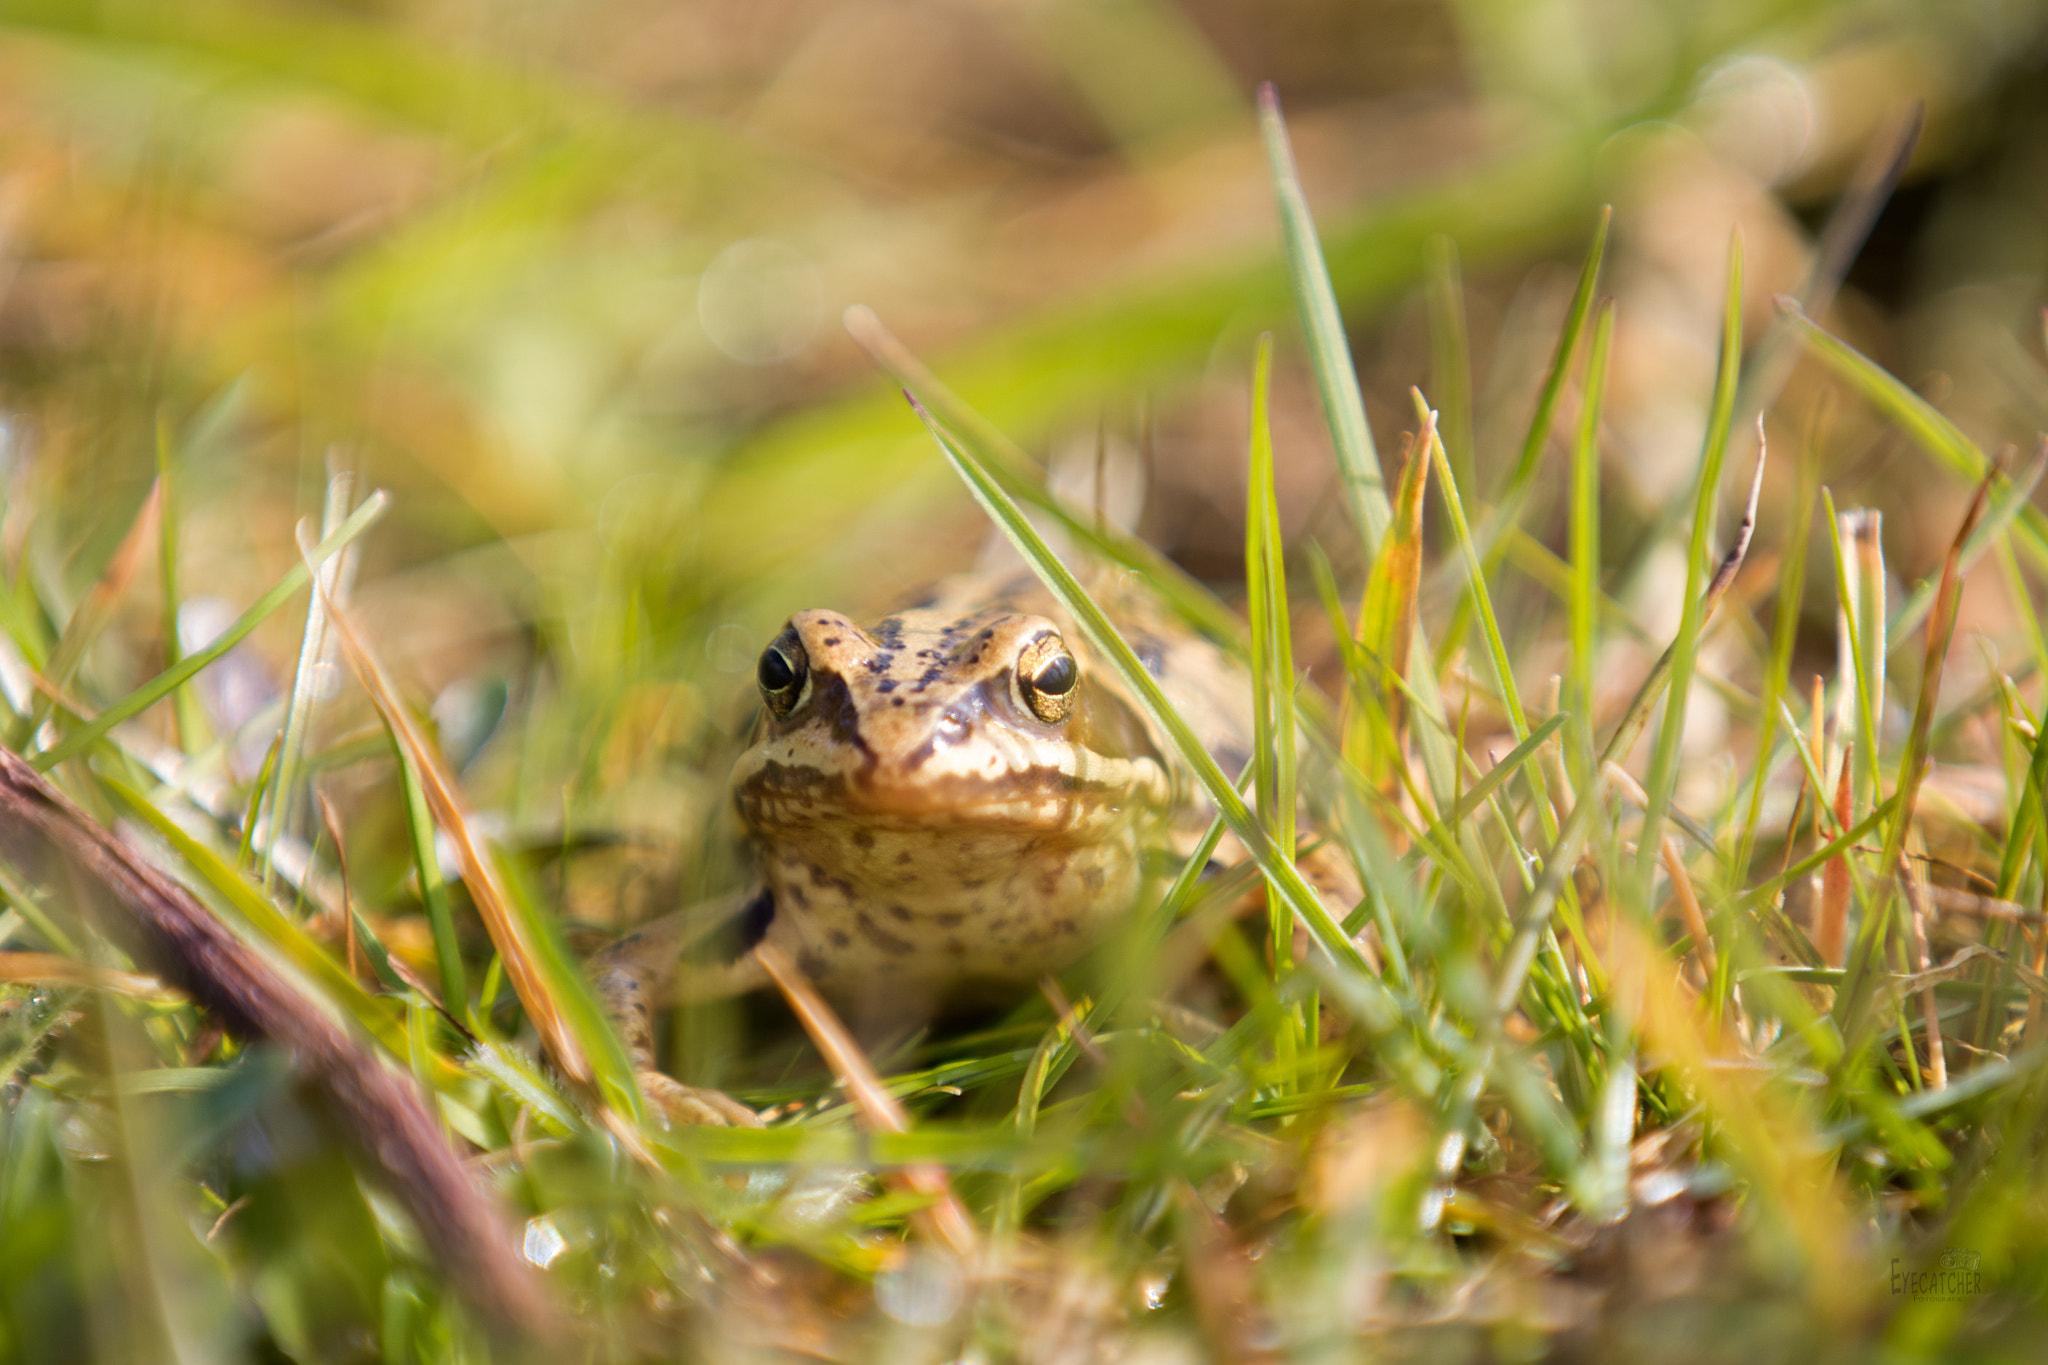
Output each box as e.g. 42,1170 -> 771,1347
588,571 -> 1254,1117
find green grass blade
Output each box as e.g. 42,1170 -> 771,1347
843,305 -> 1242,645
29,492 -> 389,773
154,417 -> 209,757
1634,233 -> 1743,904
395,743 -> 469,1018
1732,422 -> 1821,886
1780,300 -> 2048,570
1245,334 -> 1306,1082
909,397 -> 1428,1066
1412,389 -> 1553,835
1257,82 -> 1388,556
1426,236 -> 1475,497
1484,206 -> 1612,562
1568,300 -> 1615,778
100,775 -> 413,1063
263,468 -> 360,890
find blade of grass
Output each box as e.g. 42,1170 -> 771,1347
842,305 -> 1240,645
1837,455 -> 2002,1044
29,493 -> 389,773
1633,233 -> 1744,907
98,775 -> 414,1063
1731,408 -> 1822,889
1412,388 -> 1557,841
311,536 -> 645,1131
1426,236 -> 1475,498
1568,299 -> 1615,781
1257,82 -> 1387,556
753,940 -> 980,1259
1347,419 -> 1432,781
262,463 -> 360,890
154,418 -> 209,757
908,396 -> 1447,1102
1498,427 -> 1767,1017
1886,438 -> 2048,649
1478,206 -> 1612,570
394,741 -> 469,1019
1244,334 -> 1307,1084
1778,298 -> 2048,571
1820,495 -> 1882,825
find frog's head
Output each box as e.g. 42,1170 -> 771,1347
730,605 -> 1169,839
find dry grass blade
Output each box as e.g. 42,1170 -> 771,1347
1818,752 -> 1853,968
0,748 -> 552,1336
1841,453 -> 2003,1034
1349,414 -> 1433,779
0,950 -> 180,1002
314,573 -> 578,1069
1601,763 -> 1713,977
305,529 -> 649,1148
44,479 -> 163,692
752,941 -> 981,1261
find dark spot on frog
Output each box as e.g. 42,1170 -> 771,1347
737,888 -> 775,953
809,674 -> 873,762
1081,866 -> 1105,890
828,929 -> 851,949
798,950 -> 831,978
876,679 -> 897,693
887,905 -> 913,923
786,882 -> 809,908
851,830 -> 874,849
822,636 -> 841,647
855,913 -> 914,956
892,697 -> 906,707
895,851 -> 913,866
935,912 -> 964,928
865,654 -> 895,674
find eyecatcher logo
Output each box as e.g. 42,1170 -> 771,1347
1892,1248 -> 1986,1302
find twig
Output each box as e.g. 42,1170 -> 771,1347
0,748 -> 553,1337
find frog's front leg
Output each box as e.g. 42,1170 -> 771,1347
587,889 -> 773,1128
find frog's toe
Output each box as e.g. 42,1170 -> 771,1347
639,1071 -> 763,1128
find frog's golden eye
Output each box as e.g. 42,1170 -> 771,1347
757,631 -> 808,718
1016,633 -> 1078,724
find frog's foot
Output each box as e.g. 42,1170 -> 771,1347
638,1071 -> 763,1128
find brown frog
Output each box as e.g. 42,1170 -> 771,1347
588,571 -> 1256,1126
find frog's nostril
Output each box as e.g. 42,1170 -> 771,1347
934,713 -> 971,744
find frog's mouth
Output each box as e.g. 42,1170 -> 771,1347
730,751 -> 1171,835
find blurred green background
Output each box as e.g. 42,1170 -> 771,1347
5,0 -> 2042,701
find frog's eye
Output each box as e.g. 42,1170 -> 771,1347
1016,633 -> 1079,724
757,630 -> 809,718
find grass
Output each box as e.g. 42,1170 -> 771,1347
5,7 -> 2048,1364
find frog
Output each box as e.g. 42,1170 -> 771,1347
587,570 -> 1262,1127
